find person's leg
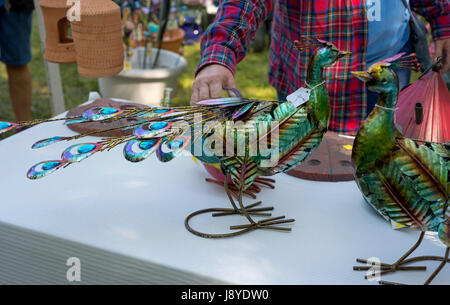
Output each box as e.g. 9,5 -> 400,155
0,8 -> 33,122
6,64 -> 32,121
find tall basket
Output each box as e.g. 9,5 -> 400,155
70,0 -> 124,78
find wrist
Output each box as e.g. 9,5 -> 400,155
196,44 -> 236,76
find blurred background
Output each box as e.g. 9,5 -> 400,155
0,0 -> 277,123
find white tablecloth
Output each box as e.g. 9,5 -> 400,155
0,99 -> 448,285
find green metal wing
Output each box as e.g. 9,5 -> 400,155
356,158 -> 441,231
221,156 -> 259,191
394,138 -> 449,219
268,103 -> 325,174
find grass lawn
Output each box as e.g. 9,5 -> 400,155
0,14 -> 276,124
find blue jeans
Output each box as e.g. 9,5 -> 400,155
0,6 -> 33,66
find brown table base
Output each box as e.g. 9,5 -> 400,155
286,131 -> 355,182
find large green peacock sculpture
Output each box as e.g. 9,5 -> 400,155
0,38 -> 350,238
351,54 -> 449,285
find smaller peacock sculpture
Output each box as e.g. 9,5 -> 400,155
351,54 -> 449,285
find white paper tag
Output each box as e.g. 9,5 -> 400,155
286,87 -> 311,107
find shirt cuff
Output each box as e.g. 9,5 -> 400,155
195,44 -> 237,76
430,14 -> 450,40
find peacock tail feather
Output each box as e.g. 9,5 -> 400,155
5,38 -> 349,197
17,97 -> 290,180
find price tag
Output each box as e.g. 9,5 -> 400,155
286,87 -> 311,107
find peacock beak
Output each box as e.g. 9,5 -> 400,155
338,51 -> 352,58
351,71 -> 373,83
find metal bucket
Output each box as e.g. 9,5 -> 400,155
98,47 -> 187,106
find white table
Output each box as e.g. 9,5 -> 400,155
0,99 -> 448,285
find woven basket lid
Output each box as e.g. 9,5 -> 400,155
79,0 -> 120,16
39,0 -> 71,9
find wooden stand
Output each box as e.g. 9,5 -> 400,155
286,131 -> 355,182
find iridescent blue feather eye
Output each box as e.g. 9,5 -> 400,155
168,138 -> 184,149
32,136 -> 67,149
153,109 -> 176,116
156,135 -> 190,162
136,108 -> 175,119
99,108 -> 119,115
123,138 -> 160,162
0,121 -> 17,134
133,121 -> 172,139
152,122 -> 168,129
27,160 -> 66,180
61,143 -> 102,163
64,118 -> 87,125
82,107 -> 124,121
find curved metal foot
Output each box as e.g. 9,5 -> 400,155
185,208 -> 274,238
185,173 -> 293,239
377,249 -> 449,285
355,253 -> 450,285
230,216 -> 295,231
353,258 -> 427,275
353,232 -> 427,281
211,201 -> 274,217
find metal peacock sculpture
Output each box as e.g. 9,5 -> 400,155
0,37 -> 350,238
351,54 -> 449,285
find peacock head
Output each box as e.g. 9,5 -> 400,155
294,37 -> 351,68
352,53 -> 420,94
352,63 -> 398,94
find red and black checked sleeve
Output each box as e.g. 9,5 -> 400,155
195,0 -> 272,76
411,0 -> 450,40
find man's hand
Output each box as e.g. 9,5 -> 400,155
434,38 -> 450,72
190,64 -> 237,105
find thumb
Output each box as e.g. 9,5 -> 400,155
224,76 -> 238,97
434,39 -> 450,72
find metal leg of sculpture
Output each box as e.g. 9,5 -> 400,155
227,179 -> 295,232
422,247 -> 449,285
184,174 -> 294,238
205,176 -> 276,200
210,176 -> 274,217
354,232 -> 428,282
378,248 -> 450,285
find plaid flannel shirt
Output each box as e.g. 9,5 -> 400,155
196,0 -> 450,134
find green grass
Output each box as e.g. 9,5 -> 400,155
0,13 -> 275,123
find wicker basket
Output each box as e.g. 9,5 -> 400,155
151,28 -> 185,55
39,0 -> 76,63
70,0 -> 124,78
